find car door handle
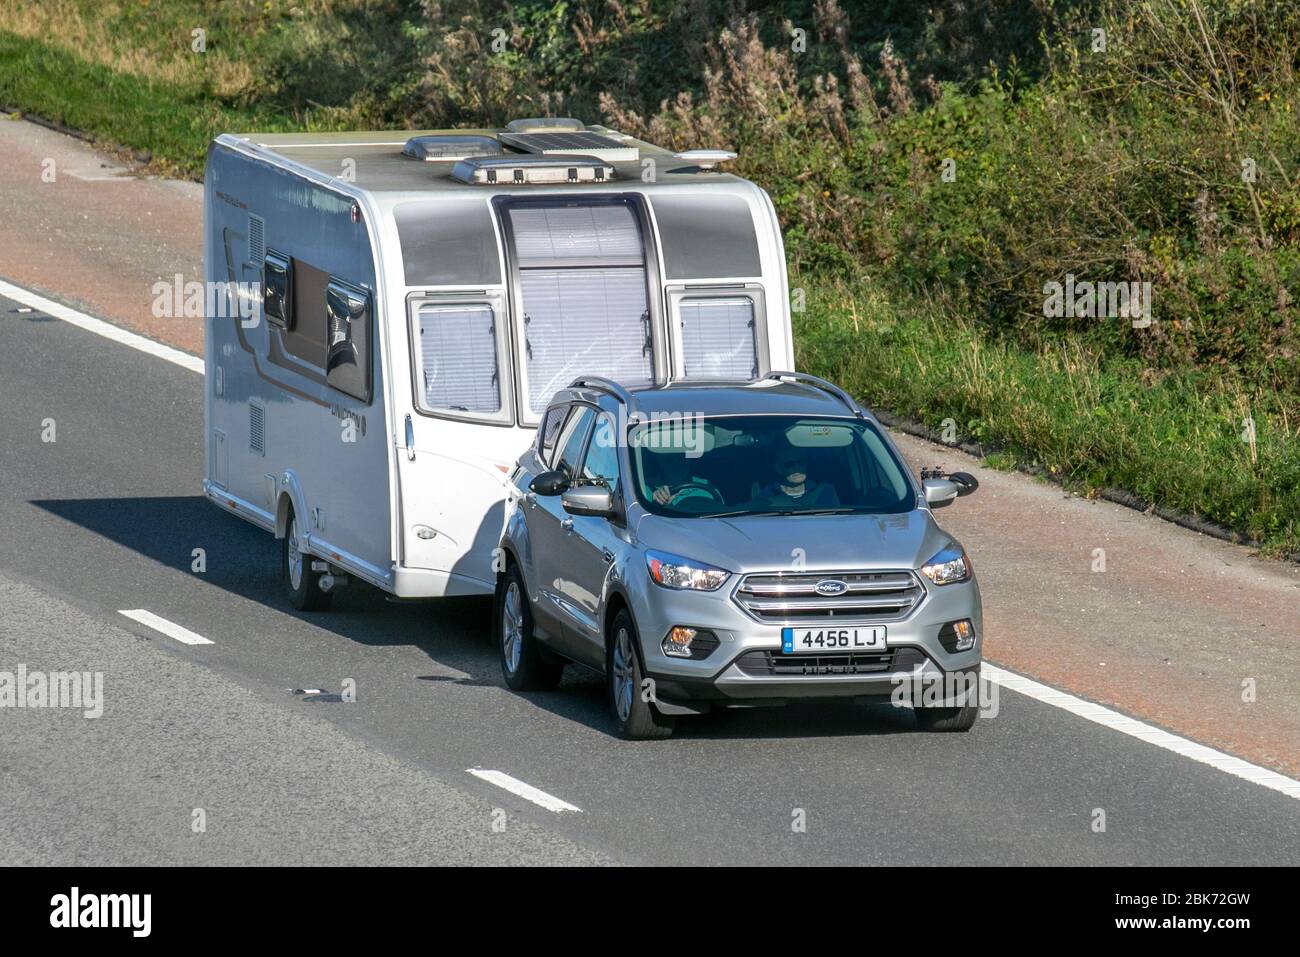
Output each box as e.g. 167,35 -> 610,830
404,415 -> 415,462
601,548 -> 615,564
525,492 -> 537,509
560,518 -> 574,531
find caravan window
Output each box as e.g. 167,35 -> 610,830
263,252 -> 291,327
324,279 -> 371,402
669,285 -> 767,381
680,297 -> 758,379
502,201 -> 656,420
409,299 -> 508,422
273,260 -> 371,402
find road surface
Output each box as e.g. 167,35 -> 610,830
1,287 -> 1296,865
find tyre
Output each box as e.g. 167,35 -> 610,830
496,563 -> 563,691
282,506 -> 333,611
607,609 -> 674,740
915,669 -> 980,732
915,703 -> 978,731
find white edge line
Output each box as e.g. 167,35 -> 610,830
467,768 -> 582,813
0,279 -> 204,375
118,609 -> 214,646
7,278 -> 1295,803
982,663 -> 1300,800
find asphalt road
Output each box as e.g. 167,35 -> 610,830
1,291 -> 1297,865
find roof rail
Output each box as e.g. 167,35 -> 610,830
762,371 -> 863,417
568,376 -> 633,405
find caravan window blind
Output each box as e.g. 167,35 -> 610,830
505,200 -> 653,417
680,297 -> 758,379
509,205 -> 642,264
519,268 -> 651,411
414,303 -> 501,414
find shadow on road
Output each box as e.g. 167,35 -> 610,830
32,494 -> 934,742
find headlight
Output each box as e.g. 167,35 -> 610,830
645,550 -> 730,591
920,545 -> 971,585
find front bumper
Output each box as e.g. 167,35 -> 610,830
633,571 -> 983,708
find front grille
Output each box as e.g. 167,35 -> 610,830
735,646 -> 928,677
732,570 -> 923,623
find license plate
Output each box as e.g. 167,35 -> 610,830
782,626 -> 887,654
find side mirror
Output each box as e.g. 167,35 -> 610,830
949,471 -> 979,497
529,469 -> 569,496
561,484 -> 615,518
922,478 -> 959,508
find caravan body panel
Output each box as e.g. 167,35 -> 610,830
204,125 -> 794,599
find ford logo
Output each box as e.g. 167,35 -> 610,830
815,579 -> 848,596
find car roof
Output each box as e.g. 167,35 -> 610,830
557,377 -> 869,420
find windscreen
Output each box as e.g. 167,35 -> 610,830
629,416 -> 913,517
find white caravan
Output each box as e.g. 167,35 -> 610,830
202,118 -> 794,607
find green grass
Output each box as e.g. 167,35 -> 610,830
795,280 -> 1300,554
3,1 -> 1299,555
0,31 -> 302,176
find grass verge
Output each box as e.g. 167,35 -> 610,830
796,281 -> 1300,555
0,30 -> 304,177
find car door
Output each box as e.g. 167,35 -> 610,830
526,404 -> 596,650
560,411 -> 628,664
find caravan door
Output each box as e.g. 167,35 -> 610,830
398,291 -> 517,594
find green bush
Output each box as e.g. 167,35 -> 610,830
2,0 -> 1298,549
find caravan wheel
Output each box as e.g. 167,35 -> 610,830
282,508 -> 333,611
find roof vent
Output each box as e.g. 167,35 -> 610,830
499,130 -> 638,163
505,117 -> 586,133
451,154 -> 614,186
402,135 -> 502,161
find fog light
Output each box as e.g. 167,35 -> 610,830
662,626 -> 697,658
952,620 -> 975,652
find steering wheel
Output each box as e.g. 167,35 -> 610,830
665,483 -> 724,506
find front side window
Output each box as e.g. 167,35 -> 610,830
580,413 -> 621,490
554,406 -> 596,479
538,403 -> 569,464
412,302 -> 501,416
629,416 -> 913,517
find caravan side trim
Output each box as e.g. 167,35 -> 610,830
204,481 -> 275,532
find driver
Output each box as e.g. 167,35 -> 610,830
754,452 -> 840,507
650,452 -> 723,507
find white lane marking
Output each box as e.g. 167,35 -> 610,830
118,609 -> 214,646
467,768 -> 582,813
0,278 -> 203,374
983,663 -> 1300,800
7,275 -> 1295,801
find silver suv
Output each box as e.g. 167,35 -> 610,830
495,373 -> 983,739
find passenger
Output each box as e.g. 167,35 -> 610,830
753,452 -> 840,508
